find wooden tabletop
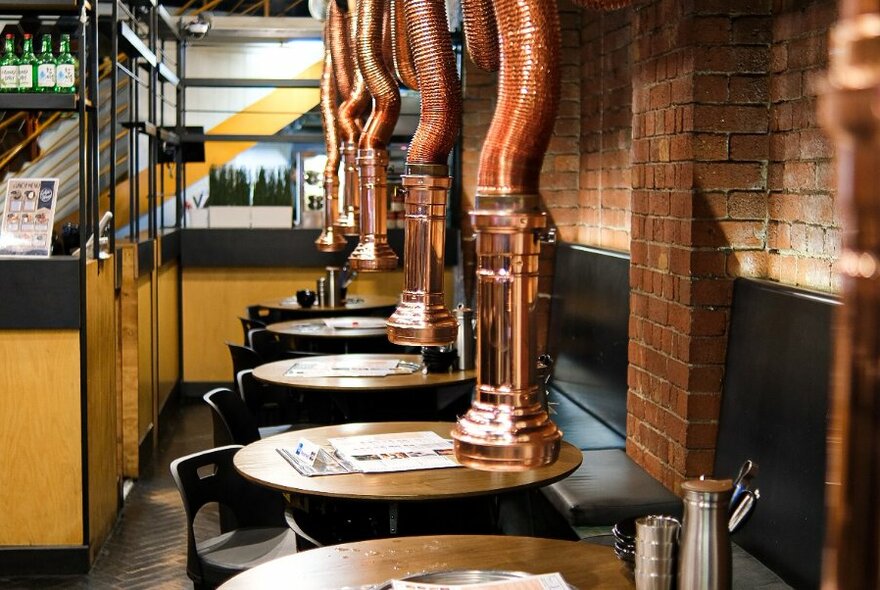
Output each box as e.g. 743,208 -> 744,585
218,534 -> 634,589
253,354 -> 475,391
258,294 -> 399,313
233,421 -> 582,500
267,317 -> 389,339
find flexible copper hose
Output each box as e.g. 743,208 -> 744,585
328,1 -> 354,100
357,0 -> 401,150
391,0 -> 419,90
476,0 -> 561,196
315,26 -> 346,252
383,1 -> 395,71
461,0 -> 499,72
338,1 -> 371,144
404,0 -> 461,164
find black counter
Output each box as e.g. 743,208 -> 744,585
0,257 -> 81,329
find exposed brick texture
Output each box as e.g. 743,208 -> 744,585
458,0 -> 838,490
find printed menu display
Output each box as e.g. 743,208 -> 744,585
390,572 -> 572,590
0,178 -> 59,256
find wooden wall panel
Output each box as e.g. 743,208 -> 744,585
86,259 -> 119,557
137,274 -> 153,443
118,245 -> 140,477
157,262 -> 180,410
0,330 -> 82,545
181,267 -> 455,382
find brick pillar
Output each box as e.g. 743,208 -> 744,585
627,0 -> 772,490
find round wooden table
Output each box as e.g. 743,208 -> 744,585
218,534 -> 634,589
253,355 -> 475,420
266,316 -> 397,354
256,294 -> 398,320
234,422 -> 582,542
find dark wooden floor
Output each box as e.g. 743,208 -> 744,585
0,398 -> 216,589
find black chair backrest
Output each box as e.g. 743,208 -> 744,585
227,342 -> 263,383
715,278 -> 836,590
547,243 -> 630,435
170,445 -> 286,583
249,328 -> 283,361
247,304 -> 281,323
239,316 -> 267,346
203,387 -> 261,446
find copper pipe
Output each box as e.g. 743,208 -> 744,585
821,8 -> 880,588
386,0 -> 462,345
329,1 -> 354,100
390,0 -> 419,90
349,0 -> 400,271
452,0 -> 562,471
461,0 -> 499,72
315,30 -> 347,252
336,0 -> 370,236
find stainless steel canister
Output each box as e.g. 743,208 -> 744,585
325,266 -> 342,307
678,478 -> 733,590
316,277 -> 327,307
452,304 -> 475,370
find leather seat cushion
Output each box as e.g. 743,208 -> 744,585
551,392 -> 625,451
542,449 -> 681,526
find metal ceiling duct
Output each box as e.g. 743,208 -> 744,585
315,13 -> 348,252
329,0 -> 355,99
335,0 -> 371,237
386,0 -> 462,345
451,0 -> 563,471
390,0 -> 419,90
348,0 -> 401,271
461,0 -> 499,72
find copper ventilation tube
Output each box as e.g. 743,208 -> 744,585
335,0 -> 371,237
821,1 -> 880,586
390,0 -> 419,90
451,0 -> 563,471
348,0 -> 400,271
461,0 -> 499,72
385,0 -> 462,345
315,15 -> 347,252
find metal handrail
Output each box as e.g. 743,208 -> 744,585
0,112 -> 27,134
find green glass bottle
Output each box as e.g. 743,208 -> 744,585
17,34 -> 37,93
55,34 -> 76,94
0,34 -> 17,93
36,34 -> 55,93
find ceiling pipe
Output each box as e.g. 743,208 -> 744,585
335,0 -> 371,237
315,11 -> 348,252
451,0 -> 563,471
390,0 -> 419,90
461,0 -> 499,72
348,0 -> 400,271
821,0 -> 880,587
329,0 -> 354,99
385,0 -> 462,346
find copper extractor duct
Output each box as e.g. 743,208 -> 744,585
390,0 -> 419,90
461,0 -> 499,72
820,3 -> 880,587
315,23 -> 347,253
348,0 -> 400,272
335,0 -> 371,237
386,0 -> 462,346
452,0 -> 562,471
329,1 -> 354,100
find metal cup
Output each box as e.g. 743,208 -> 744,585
634,515 -> 680,590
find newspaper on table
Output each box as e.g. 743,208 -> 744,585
276,431 -> 460,477
283,357 -> 420,378
390,572 -> 572,590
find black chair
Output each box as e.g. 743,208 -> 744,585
227,342 -> 263,383
170,445 -> 298,590
247,304 -> 281,324
203,387 -> 293,447
248,328 -> 285,362
239,316 -> 266,346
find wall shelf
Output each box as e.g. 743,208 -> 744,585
0,93 -> 82,111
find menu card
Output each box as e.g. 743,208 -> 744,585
277,431 -> 461,477
0,178 -> 59,256
390,573 -> 572,589
283,357 -> 420,378
323,317 -> 388,330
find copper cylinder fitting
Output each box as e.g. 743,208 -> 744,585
316,177 -> 347,251
334,141 -> 361,236
348,148 -> 398,271
387,166 -> 457,345
452,199 -> 561,471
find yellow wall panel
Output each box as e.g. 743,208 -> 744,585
157,262 -> 180,410
0,330 -> 82,545
137,274 -> 154,443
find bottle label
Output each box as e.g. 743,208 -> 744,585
38,63 -> 55,87
18,65 -> 33,89
0,65 -> 16,89
56,64 -> 74,88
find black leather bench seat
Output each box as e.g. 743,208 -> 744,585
551,388 -> 625,451
541,449 -> 681,527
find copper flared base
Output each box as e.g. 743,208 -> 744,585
335,209 -> 360,237
315,228 -> 347,252
452,404 -> 562,471
348,239 -> 399,271
386,296 -> 458,345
